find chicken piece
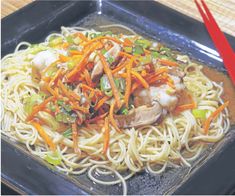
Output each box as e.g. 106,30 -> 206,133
149,85 -> 178,111
31,50 -> 57,81
134,74 -> 185,111
115,102 -> 162,128
91,42 -> 121,82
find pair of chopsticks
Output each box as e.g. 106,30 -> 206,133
194,0 -> 235,85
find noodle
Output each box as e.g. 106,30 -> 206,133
1,25 -> 230,195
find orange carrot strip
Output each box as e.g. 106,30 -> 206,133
131,70 -> 149,89
109,101 -> 121,133
66,42 -> 102,80
58,80 -> 73,100
45,85 -> 59,98
98,52 -> 122,108
94,96 -> 111,111
124,59 -> 133,107
175,103 -> 196,113
61,42 -> 69,49
42,108 -> 55,117
159,59 -> 178,67
119,51 -> 138,64
71,104 -> 89,114
83,69 -> 92,86
72,123 -> 80,154
175,93 -> 197,113
103,117 -> 110,154
70,50 -> 83,56
70,91 -> 81,101
141,70 -> 147,77
59,54 -> 70,63
146,67 -> 169,79
75,32 -> 88,42
111,60 -> 127,74
41,60 -> 59,75
80,83 -> 102,95
49,69 -> 62,86
124,38 -> 133,46
166,75 -> 175,89
204,101 -> 229,134
31,121 -> 56,151
26,96 -> 55,121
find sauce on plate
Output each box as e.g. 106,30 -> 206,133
202,66 -> 235,124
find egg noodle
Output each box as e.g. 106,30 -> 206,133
1,25 -> 230,195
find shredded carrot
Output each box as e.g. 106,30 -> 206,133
94,96 -> 111,110
66,42 -> 102,81
83,69 -> 92,86
166,75 -> 175,89
159,59 -> 178,67
167,81 -> 175,89
109,101 -> 121,133
131,70 -> 149,89
61,42 -> 69,49
124,59 -> 133,107
42,108 -> 55,116
131,74 -> 167,92
111,60 -> 127,74
49,69 -> 63,86
71,104 -> 89,114
144,67 -> 169,84
26,96 -> 55,121
70,50 -> 83,56
80,83 -> 102,95
75,32 -> 88,42
141,70 -> 147,77
119,51 -> 138,64
31,121 -> 56,151
103,117 -> 110,154
175,103 -> 196,113
131,82 -> 140,92
175,93 -> 197,114
123,38 -> 133,46
204,101 -> 229,134
41,60 -> 59,75
154,67 -> 169,75
69,91 -> 81,101
58,80 -> 73,100
98,52 -> 122,108
59,54 -> 70,63
72,123 -> 80,154
45,85 -> 59,98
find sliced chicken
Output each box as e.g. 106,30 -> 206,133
134,74 -> 185,112
134,86 -> 178,111
32,50 -> 57,81
115,102 -> 162,128
90,42 -> 121,82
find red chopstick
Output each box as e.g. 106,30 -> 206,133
194,0 -> 235,85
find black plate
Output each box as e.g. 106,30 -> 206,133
2,1 -> 235,195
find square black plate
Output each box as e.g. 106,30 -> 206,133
2,1 -> 235,195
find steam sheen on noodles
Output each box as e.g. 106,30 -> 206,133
1,25 -> 230,195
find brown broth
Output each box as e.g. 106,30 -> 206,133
202,66 -> 235,124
